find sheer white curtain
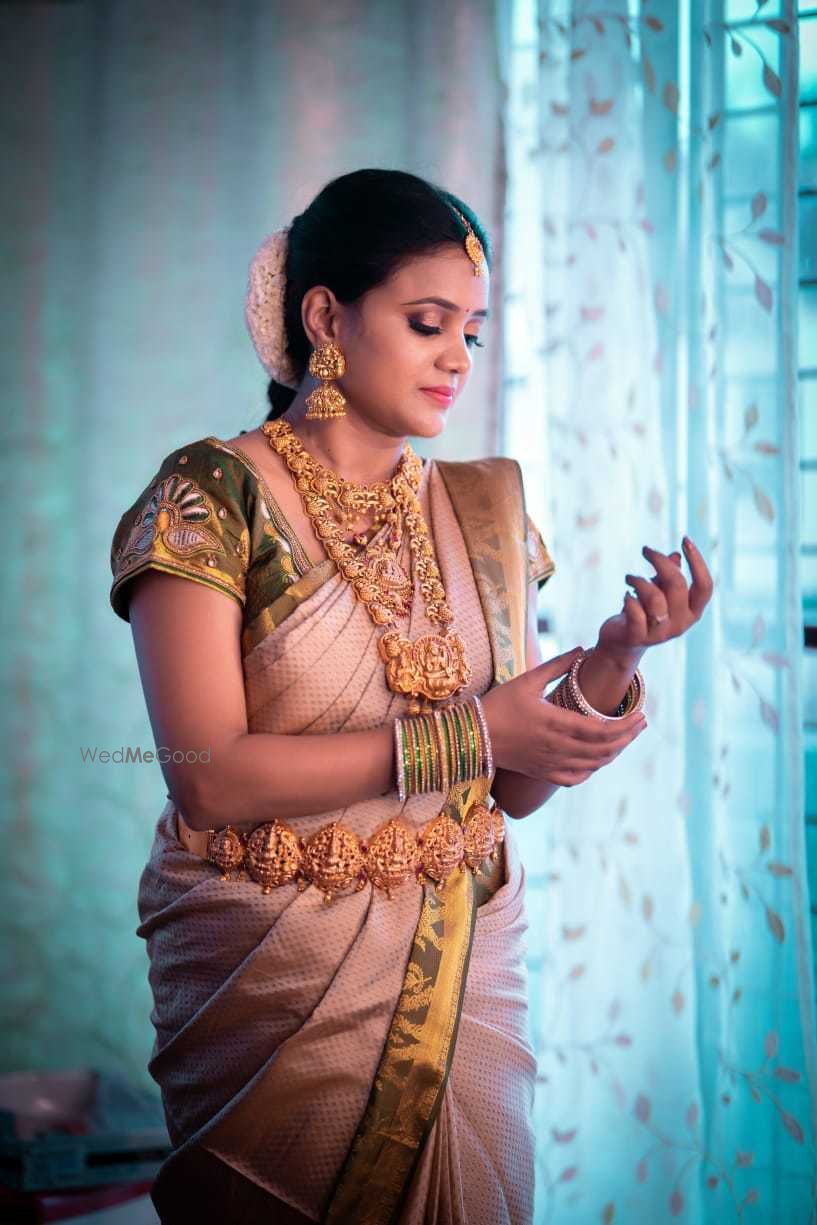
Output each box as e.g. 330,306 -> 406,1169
498,0 -> 817,1219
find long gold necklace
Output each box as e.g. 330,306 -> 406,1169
262,419 -> 472,713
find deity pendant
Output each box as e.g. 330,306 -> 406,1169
378,628 -> 472,713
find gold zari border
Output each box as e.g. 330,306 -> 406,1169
324,457 -> 530,1222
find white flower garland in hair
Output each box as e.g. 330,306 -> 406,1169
244,226 -> 301,389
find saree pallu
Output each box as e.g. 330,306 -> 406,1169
135,455 -> 540,1224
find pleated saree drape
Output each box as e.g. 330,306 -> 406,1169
133,450 -> 548,1224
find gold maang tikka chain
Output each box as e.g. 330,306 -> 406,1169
261,419 -> 472,713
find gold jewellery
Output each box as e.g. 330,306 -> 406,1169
305,340 -> 348,420
300,206 -> 484,422
262,418 -> 472,712
450,205 -> 488,276
205,803 -> 506,904
394,694 -> 493,803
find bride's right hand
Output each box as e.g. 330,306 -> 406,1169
479,647 -> 647,787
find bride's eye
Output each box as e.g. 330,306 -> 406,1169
408,320 -> 485,348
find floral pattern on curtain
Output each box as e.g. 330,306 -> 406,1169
498,0 -> 816,1219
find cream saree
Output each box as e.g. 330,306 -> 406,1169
124,443 -> 554,1224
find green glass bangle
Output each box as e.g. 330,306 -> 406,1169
414,714 -> 428,792
410,715 -> 424,794
420,714 -> 438,791
400,720 -> 413,797
440,707 -> 455,785
448,704 -> 468,783
432,709 -> 449,794
439,707 -> 454,789
466,699 -> 484,775
462,700 -> 479,778
456,703 -> 473,781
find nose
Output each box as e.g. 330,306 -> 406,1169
437,334 -> 472,377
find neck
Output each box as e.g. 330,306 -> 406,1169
281,393 -> 409,485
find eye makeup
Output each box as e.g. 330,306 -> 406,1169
408,320 -> 485,348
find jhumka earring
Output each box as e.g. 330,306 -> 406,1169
305,340 -> 347,419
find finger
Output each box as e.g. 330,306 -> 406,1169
682,537 -> 714,617
638,545 -> 689,621
559,718 -> 647,766
549,769 -> 594,787
544,699 -> 646,745
624,574 -> 671,627
623,588 -> 649,637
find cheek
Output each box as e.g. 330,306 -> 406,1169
348,327 -> 423,382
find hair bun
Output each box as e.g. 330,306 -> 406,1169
244,227 -> 300,388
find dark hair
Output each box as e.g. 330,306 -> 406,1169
263,168 -> 493,420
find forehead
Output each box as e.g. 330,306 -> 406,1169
383,248 -> 491,315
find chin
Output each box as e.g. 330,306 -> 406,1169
410,417 -> 447,439
403,405 -> 450,439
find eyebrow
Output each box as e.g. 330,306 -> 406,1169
401,297 -> 490,319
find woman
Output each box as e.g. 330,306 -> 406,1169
109,169 -> 712,1224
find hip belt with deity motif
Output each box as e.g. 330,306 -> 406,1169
174,802 -> 507,905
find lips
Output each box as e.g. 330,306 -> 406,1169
421,387 -> 455,405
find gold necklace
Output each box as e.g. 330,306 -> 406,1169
262,419 -> 472,713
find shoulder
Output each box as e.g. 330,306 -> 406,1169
109,435 -> 254,623
435,454 -> 520,478
435,454 -> 555,586
433,453 -> 524,506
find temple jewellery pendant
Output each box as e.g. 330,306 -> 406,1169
378,627 -> 472,714
374,511 -> 472,714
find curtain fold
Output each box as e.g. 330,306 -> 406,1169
500,0 -> 817,1218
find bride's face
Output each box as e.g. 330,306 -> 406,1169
304,247 -> 490,440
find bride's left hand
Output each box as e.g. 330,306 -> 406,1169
595,537 -> 714,658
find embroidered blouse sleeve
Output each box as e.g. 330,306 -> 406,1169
526,512 -> 556,590
109,440 -> 250,623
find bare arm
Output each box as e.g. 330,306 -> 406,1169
129,570 -> 395,832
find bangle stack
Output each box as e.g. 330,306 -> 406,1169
546,647 -> 646,721
394,694 -> 494,803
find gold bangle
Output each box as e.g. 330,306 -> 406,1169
423,713 -> 440,790
433,708 -> 450,794
462,701 -> 479,778
468,699 -> 483,774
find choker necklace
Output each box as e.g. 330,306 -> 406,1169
262,419 -> 472,713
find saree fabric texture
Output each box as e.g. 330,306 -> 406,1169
109,433 -> 556,1224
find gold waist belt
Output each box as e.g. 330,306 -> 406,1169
176,803 -> 506,905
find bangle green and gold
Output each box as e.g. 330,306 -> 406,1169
419,715 -> 433,792
432,708 -> 450,794
458,704 -> 472,781
438,707 -> 454,791
461,700 -> 480,779
468,699 -> 485,774
441,706 -> 458,785
421,714 -> 439,791
411,715 -> 426,794
448,704 -> 468,783
404,715 -> 417,795
401,719 -> 414,797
